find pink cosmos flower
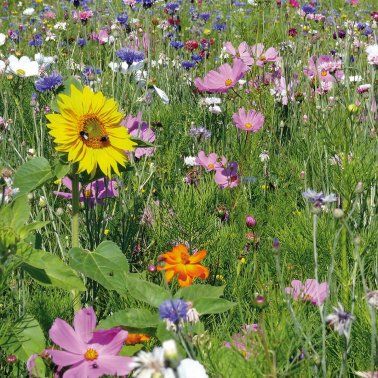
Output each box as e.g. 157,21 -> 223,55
195,151 -> 221,171
214,162 -> 239,189
194,59 -> 245,93
232,108 -> 264,132
285,279 -> 329,306
250,44 -> 279,67
289,0 -> 300,7
45,307 -> 133,378
122,113 -> 155,159
224,42 -> 253,69
54,177 -> 118,206
73,10 -> 94,21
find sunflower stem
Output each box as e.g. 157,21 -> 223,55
71,173 -> 82,312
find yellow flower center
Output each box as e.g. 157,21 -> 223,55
84,189 -> 92,198
78,114 -> 109,149
321,69 -> 328,77
207,163 -> 215,170
84,348 -> 98,361
245,123 -> 253,129
260,55 -> 266,61
16,69 -> 26,76
225,79 -> 233,87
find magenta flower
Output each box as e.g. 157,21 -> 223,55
232,108 -> 264,132
250,44 -> 279,67
45,307 -> 133,377
195,151 -> 221,171
224,42 -> 253,69
54,177 -> 118,207
122,113 -> 155,159
194,59 -> 245,93
304,55 -> 344,84
285,279 -> 329,306
214,162 -> 239,189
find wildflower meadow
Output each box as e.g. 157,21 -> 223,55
0,0 -> 377,377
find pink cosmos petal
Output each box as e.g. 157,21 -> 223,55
96,355 -> 134,376
97,330 -> 128,355
62,361 -> 88,378
90,328 -> 122,345
61,177 -> 73,190
46,350 -> 84,367
73,307 -> 97,343
49,319 -> 86,354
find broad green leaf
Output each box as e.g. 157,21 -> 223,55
174,284 -> 225,301
14,157 -> 53,196
10,196 -> 30,231
0,315 -> 45,363
194,298 -> 236,315
124,275 -> 171,308
98,308 -> 159,329
119,344 -> 143,356
69,241 -> 129,294
156,321 -> 173,343
53,160 -> 71,180
19,221 -> 49,240
19,247 -> 85,291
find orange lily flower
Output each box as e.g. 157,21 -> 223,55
125,333 -> 150,345
157,244 -> 209,287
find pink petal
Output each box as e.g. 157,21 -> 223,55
47,350 -> 84,367
62,361 -> 88,378
73,307 -> 97,343
49,319 -> 86,354
97,330 -> 128,355
97,355 -> 134,376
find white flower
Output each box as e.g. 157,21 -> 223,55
208,105 -> 222,114
0,60 -> 5,74
259,151 -> 270,162
349,75 -> 362,82
366,44 -> 378,65
132,347 -> 175,378
186,307 -> 200,323
7,55 -> 39,77
326,303 -> 354,338
109,61 -> 144,74
200,97 -> 222,106
23,7 -> 35,16
177,359 -> 208,378
366,291 -> 378,309
162,340 -> 178,359
184,156 -> 197,166
34,53 -> 55,68
153,85 -> 170,104
54,22 -> 67,30
0,33 -> 6,46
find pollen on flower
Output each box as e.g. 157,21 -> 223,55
78,114 -> 109,149
260,55 -> 266,61
225,78 -> 233,86
207,163 -> 215,170
84,348 -> 98,361
16,69 -> 26,76
245,123 -> 253,129
321,69 -> 328,77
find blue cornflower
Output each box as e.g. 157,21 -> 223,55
199,12 -> 211,22
363,26 -> 373,36
302,4 -> 316,14
77,38 -> 87,47
181,61 -> 196,70
213,22 -> 226,31
170,40 -> 184,49
29,34 -> 43,47
142,0 -> 155,9
35,72 -> 63,92
116,48 -> 144,65
191,54 -> 202,63
302,189 -> 337,207
117,13 -> 129,25
165,2 -> 179,14
159,299 -> 188,324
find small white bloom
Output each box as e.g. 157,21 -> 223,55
7,55 -> 39,77
349,75 -> 362,82
177,359 -> 208,378
259,151 -> 270,162
162,340 -> 178,359
186,307 -> 200,323
184,156 -> 197,166
0,33 -> 6,46
208,105 -> 222,114
366,44 -> 378,65
34,53 -> 55,68
23,7 -> 35,16
54,22 -> 67,30
0,60 -> 5,74
153,85 -> 170,104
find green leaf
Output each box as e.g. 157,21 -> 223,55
14,157 -> 53,196
19,247 -> 85,291
69,241 -> 129,294
174,284 -> 225,301
0,315 -> 45,363
53,160 -> 71,180
124,275 -> 171,308
156,321 -> 174,343
194,298 -> 236,315
19,221 -> 49,240
98,308 -> 159,329
10,196 -> 30,231
119,344 -> 143,356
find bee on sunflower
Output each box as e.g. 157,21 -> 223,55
46,84 -> 136,177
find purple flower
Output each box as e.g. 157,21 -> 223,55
159,299 -> 188,324
302,4 -> 316,14
326,303 -> 355,337
122,113 -> 155,158
35,72 -> 63,92
170,40 -> 184,49
44,307 -> 133,377
54,177 -> 118,206
302,189 -> 337,207
214,161 -> 239,189
285,279 -> 329,306
189,126 -> 211,140
116,48 -> 144,65
117,13 -> 129,25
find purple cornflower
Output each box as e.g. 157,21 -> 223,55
326,303 -> 354,337
182,61 -> 196,70
116,48 -> 144,65
302,4 -> 316,14
189,126 -> 211,140
159,299 -> 188,324
77,38 -> 87,47
28,34 -> 43,47
302,189 -> 337,207
142,0 -> 155,9
165,2 -> 179,14
117,13 -> 129,25
213,22 -> 226,31
170,40 -> 184,49
35,72 -> 63,92
199,12 -> 211,22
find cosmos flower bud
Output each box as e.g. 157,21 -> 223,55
333,208 -> 344,219
245,215 -> 257,228
348,104 -> 359,113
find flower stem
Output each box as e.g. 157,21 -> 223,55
71,174 -> 81,312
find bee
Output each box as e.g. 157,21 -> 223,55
80,131 -> 89,140
100,135 -> 109,143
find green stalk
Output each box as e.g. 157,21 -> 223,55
340,196 -> 349,305
71,174 -> 81,312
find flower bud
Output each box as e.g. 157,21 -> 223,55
245,215 -> 257,228
333,208 -> 344,219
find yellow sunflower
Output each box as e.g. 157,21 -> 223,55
46,84 -> 136,177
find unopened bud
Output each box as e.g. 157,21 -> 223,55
333,208 -> 344,219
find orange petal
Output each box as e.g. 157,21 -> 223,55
189,249 -> 207,264
178,275 -> 192,287
165,269 -> 175,283
186,264 -> 209,280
